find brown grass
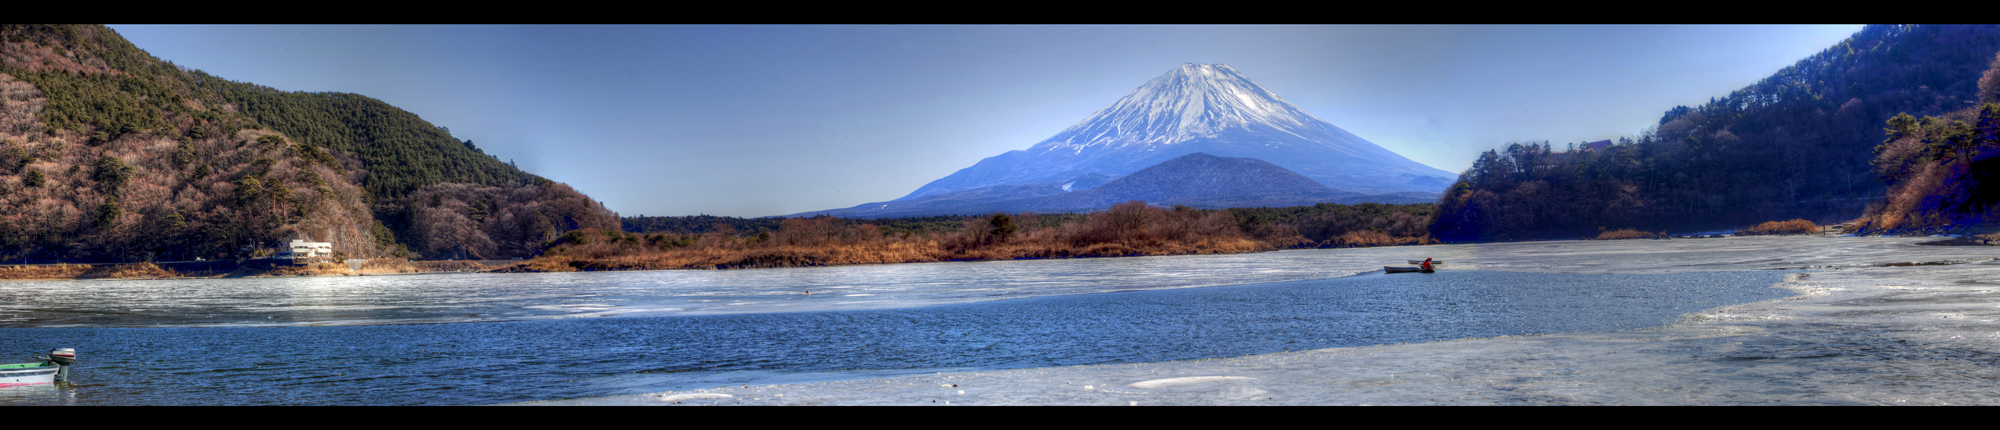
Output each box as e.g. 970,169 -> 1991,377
1594,229 -> 1665,240
0,263 -> 179,280
411,260 -> 490,272
1736,219 -> 1819,236
355,258 -> 421,274
95,263 -> 178,278
1324,230 -> 1437,248
501,201 -> 1421,273
263,263 -> 354,277
0,264 -> 94,280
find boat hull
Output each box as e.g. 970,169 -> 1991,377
0,364 -> 57,387
1383,266 -> 1434,274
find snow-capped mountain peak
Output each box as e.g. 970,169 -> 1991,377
1036,63 -> 1326,153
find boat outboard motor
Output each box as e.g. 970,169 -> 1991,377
47,348 -> 75,383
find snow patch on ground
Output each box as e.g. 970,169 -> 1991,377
1128,376 -> 1255,388
656,393 -> 732,402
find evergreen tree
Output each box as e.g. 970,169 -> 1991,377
989,213 -> 1017,243
97,196 -> 121,230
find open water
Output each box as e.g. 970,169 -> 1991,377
0,266 -> 1790,405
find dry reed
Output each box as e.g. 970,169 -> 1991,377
355,258 -> 421,274
264,263 -> 354,277
411,260 -> 492,272
1594,229 -> 1665,240
0,263 -> 179,280
1736,219 -> 1820,236
508,201 -> 1430,273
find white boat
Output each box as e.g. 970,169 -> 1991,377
0,348 -> 74,387
1406,260 -> 1442,265
0,362 -> 59,387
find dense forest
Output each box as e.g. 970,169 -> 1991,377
1432,25 -> 2000,241
1854,53 -> 2000,233
0,25 -> 614,262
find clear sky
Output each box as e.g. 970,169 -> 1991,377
108,25 -> 1864,218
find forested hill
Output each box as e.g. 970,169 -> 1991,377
205,83 -> 544,200
1853,53 -> 2000,234
0,24 -> 615,261
1432,25 -> 2000,241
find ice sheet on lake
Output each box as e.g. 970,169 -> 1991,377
523,236 -> 2000,406
0,248 -> 1393,327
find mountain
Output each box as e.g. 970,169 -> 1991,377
0,25 -> 616,261
1431,25 -> 2000,241
900,63 -> 1454,203
798,153 -> 1433,218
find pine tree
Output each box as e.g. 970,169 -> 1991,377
989,213 -> 1017,243
96,196 -> 121,230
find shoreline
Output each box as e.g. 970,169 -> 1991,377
0,259 -> 509,282
7,228 -> 1987,283
524,235 -> 2000,405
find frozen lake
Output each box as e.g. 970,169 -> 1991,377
0,268 -> 1787,405
4,235 -> 1986,405
0,248 -> 1429,328
536,235 -> 2000,406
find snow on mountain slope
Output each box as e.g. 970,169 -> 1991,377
900,63 -> 1455,201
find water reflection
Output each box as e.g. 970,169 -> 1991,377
0,384 -> 75,405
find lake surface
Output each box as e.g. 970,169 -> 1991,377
0,269 -> 1791,405
0,249 -> 1444,328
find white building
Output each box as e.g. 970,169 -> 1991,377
287,240 -> 334,258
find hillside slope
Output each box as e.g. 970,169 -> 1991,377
0,24 -> 614,261
1432,25 -> 2000,241
205,80 -> 617,259
1853,53 -> 2000,234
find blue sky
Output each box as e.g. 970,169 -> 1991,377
109,25 -> 1863,217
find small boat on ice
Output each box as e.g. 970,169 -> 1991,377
1384,266 -> 1434,274
0,348 -> 75,387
